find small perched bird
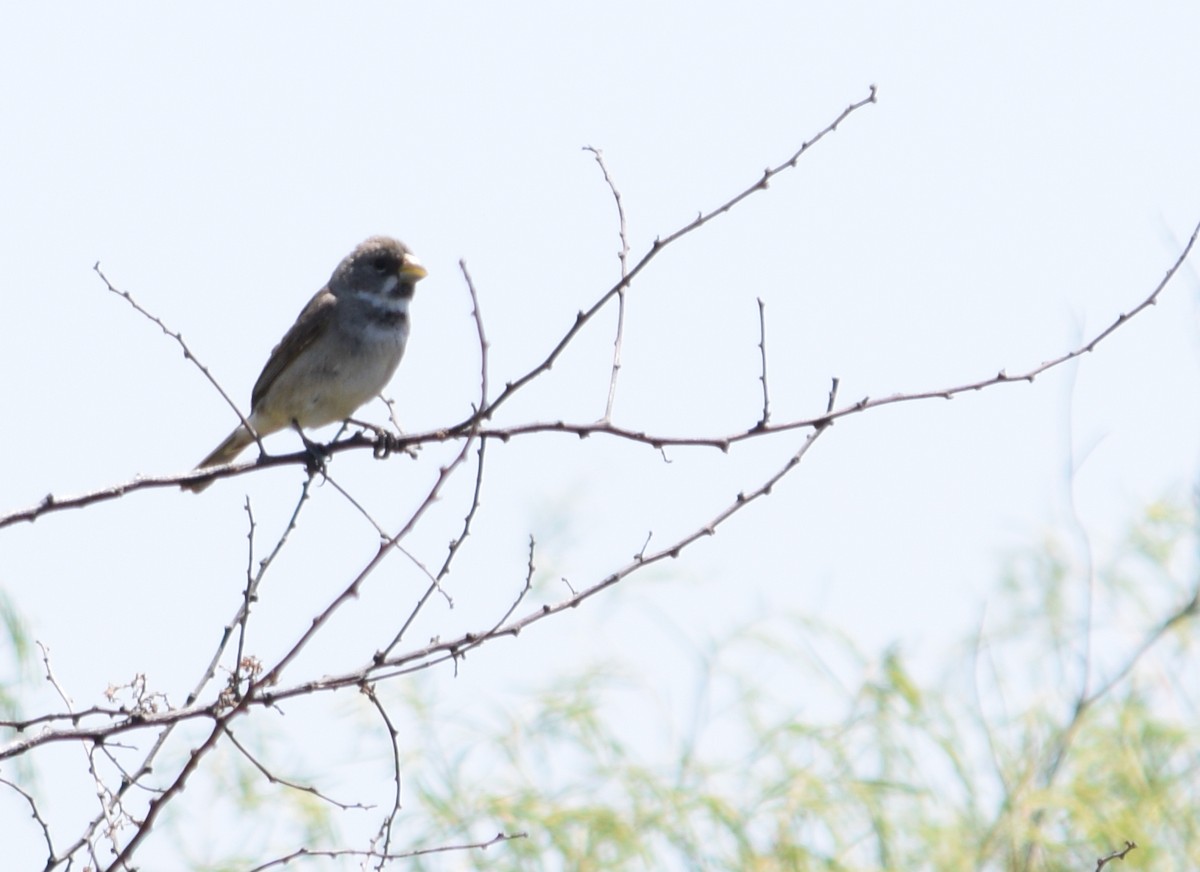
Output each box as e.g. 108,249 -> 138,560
183,236 -> 428,492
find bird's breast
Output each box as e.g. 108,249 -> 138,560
254,306 -> 409,430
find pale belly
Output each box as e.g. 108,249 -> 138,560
252,331 -> 407,433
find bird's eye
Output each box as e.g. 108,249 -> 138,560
371,256 -> 390,272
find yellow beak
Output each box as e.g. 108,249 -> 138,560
401,254 -> 428,281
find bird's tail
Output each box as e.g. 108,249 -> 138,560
181,426 -> 256,493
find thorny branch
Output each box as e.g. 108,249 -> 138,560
6,425 -> 826,767
455,86 -> 877,435
6,203 -> 1200,523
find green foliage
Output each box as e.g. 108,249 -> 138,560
391,499 -> 1200,870
0,588 -> 33,722
0,589 -> 36,787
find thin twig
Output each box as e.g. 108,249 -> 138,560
464,427 -> 830,646
244,831 -> 527,872
321,470 -> 448,601
40,649 -> 130,854
826,377 -> 840,415
0,776 -> 57,870
37,643 -> 73,710
584,145 -> 631,421
476,535 -> 538,643
38,644 -> 130,862
1,704 -> 133,732
457,87 -> 877,433
234,498 -> 259,694
635,530 -> 653,561
379,396 -> 406,436
460,259 -> 491,417
191,480 -> 315,708
379,263 -> 490,657
59,480 -> 316,869
361,684 -> 404,870
1095,840 -> 1137,870
93,263 -> 262,456
378,443 -> 485,658
223,726 -> 372,811
755,297 -> 770,428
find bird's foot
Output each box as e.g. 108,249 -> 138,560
348,418 -> 417,460
291,424 -> 331,479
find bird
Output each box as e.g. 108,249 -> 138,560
182,236 -> 428,492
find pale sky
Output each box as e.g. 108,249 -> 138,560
3,2 -> 1199,868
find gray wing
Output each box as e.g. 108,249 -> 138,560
250,287 -> 337,411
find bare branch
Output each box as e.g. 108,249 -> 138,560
244,831 -> 527,872
102,422 -> 481,870
0,776 -> 57,871
191,479 -> 314,707
361,684 -> 404,868
460,258 -> 491,415
234,498 -> 260,694
37,643 -> 73,711
93,263 -> 262,457
1095,840 -> 1137,870
378,264 -> 491,658
10,206 -> 1196,528
826,377 -> 840,415
223,726 -> 372,812
4,429 -> 825,764
459,86 -> 877,432
755,297 -> 771,428
584,145 -> 631,421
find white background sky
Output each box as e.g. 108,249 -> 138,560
3,2 -> 1200,868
